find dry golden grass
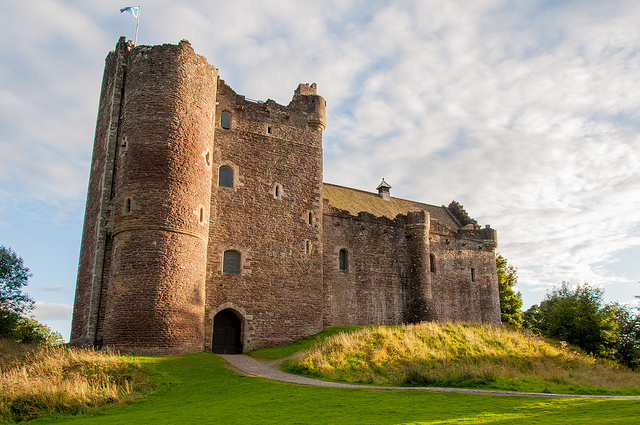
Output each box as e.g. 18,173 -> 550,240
286,323 -> 640,394
0,339 -> 154,423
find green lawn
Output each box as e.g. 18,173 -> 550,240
29,353 -> 640,425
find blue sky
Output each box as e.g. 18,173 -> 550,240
1,0 -> 639,341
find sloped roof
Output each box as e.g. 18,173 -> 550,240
322,183 -> 461,229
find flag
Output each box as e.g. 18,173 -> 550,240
120,6 -> 139,18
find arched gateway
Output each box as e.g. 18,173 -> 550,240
212,309 -> 243,354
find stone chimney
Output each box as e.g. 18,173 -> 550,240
377,179 -> 391,201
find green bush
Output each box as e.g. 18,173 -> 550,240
524,282 -> 640,369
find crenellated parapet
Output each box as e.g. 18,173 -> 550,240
447,201 -> 480,229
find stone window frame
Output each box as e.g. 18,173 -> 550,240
303,210 -> 315,226
223,250 -> 241,274
219,246 -> 251,276
471,267 -> 477,282
122,197 -> 140,215
198,206 -> 206,225
216,162 -> 240,190
220,110 -> 232,129
123,198 -> 132,215
303,239 -> 312,254
271,183 -> 284,200
339,248 -> 348,271
218,165 -> 234,188
430,253 -> 436,273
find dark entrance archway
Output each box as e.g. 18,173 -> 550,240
212,309 -> 243,354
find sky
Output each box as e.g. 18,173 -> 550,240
1,0 -> 639,341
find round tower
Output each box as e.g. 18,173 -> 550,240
102,40 -> 218,354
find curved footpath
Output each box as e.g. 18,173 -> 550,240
219,354 -> 640,399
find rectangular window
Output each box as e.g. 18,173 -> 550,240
339,249 -> 347,271
223,251 -> 241,274
221,111 -> 231,129
219,165 -> 234,188
471,268 -> 476,282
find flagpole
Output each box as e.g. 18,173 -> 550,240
134,6 -> 140,45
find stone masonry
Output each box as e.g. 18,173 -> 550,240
70,38 -> 500,355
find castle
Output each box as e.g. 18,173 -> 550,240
70,38 -> 501,355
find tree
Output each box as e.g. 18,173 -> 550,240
12,316 -> 64,345
607,302 -> 640,370
522,304 -> 541,333
0,246 -> 33,315
1,246 -> 35,336
495,254 -> 523,327
531,282 -> 619,358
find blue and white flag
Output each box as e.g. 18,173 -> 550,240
120,6 -> 139,18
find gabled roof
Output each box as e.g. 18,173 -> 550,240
322,183 -> 461,229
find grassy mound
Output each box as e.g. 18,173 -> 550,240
0,339 -> 155,423
283,323 -> 640,395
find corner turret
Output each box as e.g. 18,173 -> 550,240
293,83 -> 326,132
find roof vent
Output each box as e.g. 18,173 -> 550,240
377,179 -> 391,201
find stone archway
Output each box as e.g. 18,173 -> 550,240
212,309 -> 243,354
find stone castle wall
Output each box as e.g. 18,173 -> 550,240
428,223 -> 501,323
322,208 -> 410,327
204,80 -> 326,351
72,39 -> 218,354
322,205 -> 500,327
71,38 -> 501,355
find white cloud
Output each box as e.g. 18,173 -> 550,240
41,285 -> 65,292
1,0 -> 639,318
33,301 -> 73,321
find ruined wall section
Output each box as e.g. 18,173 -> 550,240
322,207 -> 409,327
99,40 -> 218,354
70,38 -> 131,347
205,82 -> 325,351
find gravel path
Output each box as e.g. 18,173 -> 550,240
218,354 -> 640,399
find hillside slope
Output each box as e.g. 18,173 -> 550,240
284,323 -> 640,395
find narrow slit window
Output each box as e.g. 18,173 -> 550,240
430,253 -> 436,273
471,268 -> 476,282
219,166 -> 234,188
308,212 -> 313,225
199,207 -> 205,224
124,198 -> 131,214
273,184 -> 283,199
220,111 -> 231,129
223,251 -> 241,274
339,249 -> 348,271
